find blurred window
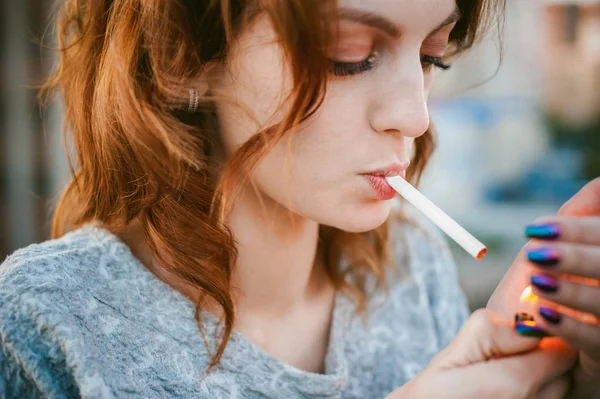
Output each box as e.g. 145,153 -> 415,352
564,5 -> 580,45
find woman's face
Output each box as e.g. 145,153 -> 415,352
213,0 -> 458,232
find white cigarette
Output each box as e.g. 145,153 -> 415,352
386,176 -> 487,260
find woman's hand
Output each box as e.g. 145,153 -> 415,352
387,309 -> 576,399
521,214 -> 600,398
489,178 -> 600,398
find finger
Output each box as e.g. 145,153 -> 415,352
535,374 -> 571,399
530,273 -> 600,318
525,217 -> 600,245
558,178 -> 600,217
535,306 -> 600,359
525,242 -> 600,280
483,337 -> 576,398
434,309 -> 541,368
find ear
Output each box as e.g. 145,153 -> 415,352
202,60 -> 224,91
183,71 -> 212,113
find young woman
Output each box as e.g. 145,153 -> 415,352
1,0 -> 599,397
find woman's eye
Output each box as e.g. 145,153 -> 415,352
421,55 -> 452,72
328,53 -> 452,77
328,52 -> 378,77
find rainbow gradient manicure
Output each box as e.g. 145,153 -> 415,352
525,223 -> 561,240
539,307 -> 562,325
515,321 -> 551,338
526,247 -> 560,266
531,274 -> 559,293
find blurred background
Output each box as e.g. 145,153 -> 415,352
1,0 -> 599,310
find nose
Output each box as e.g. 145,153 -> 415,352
367,58 -> 430,138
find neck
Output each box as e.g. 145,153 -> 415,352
118,186 -> 330,317
227,187 -> 327,316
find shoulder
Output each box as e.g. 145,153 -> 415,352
0,224 -> 161,339
0,223 -> 135,324
0,223 -> 154,337
0,225 -> 134,397
0,224 -> 141,313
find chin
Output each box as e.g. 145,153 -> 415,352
328,199 -> 393,233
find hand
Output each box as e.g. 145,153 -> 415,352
489,178 -> 600,398
488,179 -> 600,318
386,309 -> 576,399
522,214 -> 600,399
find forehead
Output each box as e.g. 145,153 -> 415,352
337,0 -> 458,36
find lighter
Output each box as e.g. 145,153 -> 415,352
514,286 -> 552,337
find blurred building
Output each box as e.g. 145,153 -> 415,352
542,0 -> 600,125
425,0 -> 600,308
1,0 -> 68,257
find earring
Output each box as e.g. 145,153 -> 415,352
188,88 -> 199,112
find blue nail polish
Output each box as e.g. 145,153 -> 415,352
527,247 -> 560,266
515,321 -> 551,338
539,307 -> 562,325
525,223 -> 561,240
531,274 -> 559,293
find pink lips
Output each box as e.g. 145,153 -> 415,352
362,162 -> 409,201
364,175 -> 398,200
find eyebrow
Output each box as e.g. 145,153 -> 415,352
337,6 -> 462,38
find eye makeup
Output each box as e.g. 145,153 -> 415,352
329,52 -> 379,77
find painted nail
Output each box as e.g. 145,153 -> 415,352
531,274 -> 559,293
515,312 -> 534,323
539,307 -> 562,325
526,247 -> 560,266
515,321 -> 551,338
525,223 -> 561,240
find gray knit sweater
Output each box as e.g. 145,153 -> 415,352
0,211 -> 469,399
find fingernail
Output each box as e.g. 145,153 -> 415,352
526,247 -> 560,266
515,321 -> 551,338
525,223 -> 561,240
515,312 -> 534,323
539,307 -> 562,325
531,274 -> 559,293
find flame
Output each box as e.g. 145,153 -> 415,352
520,286 -> 539,305
520,285 -> 600,327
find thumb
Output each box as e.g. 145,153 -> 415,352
432,309 -> 540,369
558,177 -> 600,216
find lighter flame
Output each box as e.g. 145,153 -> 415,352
520,286 -> 539,305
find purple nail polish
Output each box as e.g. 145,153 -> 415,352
515,321 -> 551,338
526,247 -> 560,266
539,307 -> 562,325
531,274 -> 559,293
525,223 -> 561,240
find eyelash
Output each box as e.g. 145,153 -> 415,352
329,54 -> 452,77
329,58 -> 375,77
421,55 -> 452,72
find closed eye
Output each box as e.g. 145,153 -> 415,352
421,55 -> 451,72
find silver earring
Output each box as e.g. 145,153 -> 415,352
188,88 -> 199,112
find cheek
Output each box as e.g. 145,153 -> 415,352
252,116 -> 393,232
252,83 -> 375,201
213,18 -> 293,155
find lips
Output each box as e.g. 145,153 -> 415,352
362,162 -> 409,200
364,175 -> 397,200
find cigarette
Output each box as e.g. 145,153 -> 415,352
385,176 -> 487,260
